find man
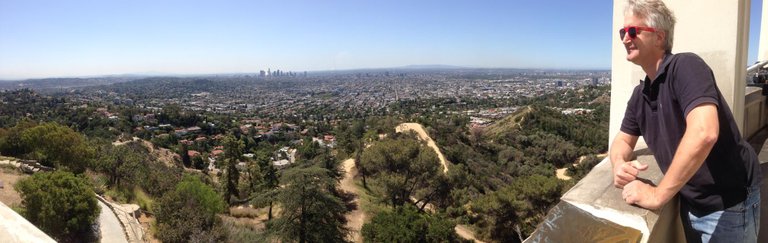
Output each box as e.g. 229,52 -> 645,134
610,0 -> 762,242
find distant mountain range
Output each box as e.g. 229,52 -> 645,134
396,64 -> 469,69
0,77 -> 137,92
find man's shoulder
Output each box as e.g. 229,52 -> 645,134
628,83 -> 644,101
664,52 -> 712,80
670,52 -> 707,66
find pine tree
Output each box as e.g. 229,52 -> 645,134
257,148 -> 279,220
221,134 -> 243,205
270,167 -> 350,243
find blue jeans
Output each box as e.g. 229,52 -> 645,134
680,185 -> 761,243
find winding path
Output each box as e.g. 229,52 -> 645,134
395,123 -> 486,242
340,123 -> 483,242
555,153 -> 608,180
97,201 -> 128,243
455,225 -> 486,243
395,123 -> 450,174
340,158 -> 365,243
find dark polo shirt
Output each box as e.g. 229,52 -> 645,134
620,52 -> 762,214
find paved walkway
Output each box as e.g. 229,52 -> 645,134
95,195 -> 144,243
98,201 -> 128,243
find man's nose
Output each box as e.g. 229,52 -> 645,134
622,34 -> 632,44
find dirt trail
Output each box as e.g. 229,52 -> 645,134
455,224 -> 486,243
344,124 -> 481,242
112,136 -> 140,146
341,158 -> 365,243
395,123 -> 449,174
396,123 -> 489,242
555,153 -> 608,180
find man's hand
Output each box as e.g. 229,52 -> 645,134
613,160 -> 648,188
622,180 -> 664,210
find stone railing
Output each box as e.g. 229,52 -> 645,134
95,195 -> 145,243
525,151 -> 684,242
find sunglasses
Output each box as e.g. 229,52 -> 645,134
619,26 -> 657,40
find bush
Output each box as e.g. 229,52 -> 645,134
221,218 -> 267,243
133,187 -> 154,213
14,171 -> 100,242
361,205 -> 463,243
154,175 -> 226,243
105,185 -> 135,203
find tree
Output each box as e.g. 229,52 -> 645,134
193,152 -> 207,170
221,134 -> 244,204
354,149 -> 367,188
361,205 -> 462,243
566,155 -> 602,181
470,174 -> 563,242
321,146 -> 342,181
154,175 -> 226,243
14,171 -> 100,242
94,142 -> 143,187
269,167 -> 349,243
245,151 -> 266,194
20,122 -> 93,173
0,118 -> 37,157
359,136 -> 441,208
258,149 -> 279,220
181,143 -> 191,168
297,137 -> 320,160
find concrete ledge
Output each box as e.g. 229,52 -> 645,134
0,201 -> 56,243
527,153 -> 685,242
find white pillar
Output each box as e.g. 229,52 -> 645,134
610,0 -> 751,144
760,0 -> 768,61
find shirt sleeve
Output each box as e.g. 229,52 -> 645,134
671,53 -> 720,117
620,85 -> 642,136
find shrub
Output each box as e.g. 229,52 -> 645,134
14,171 -> 100,242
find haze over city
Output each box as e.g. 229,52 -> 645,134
0,0 -> 764,80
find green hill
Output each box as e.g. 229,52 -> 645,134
483,106 -> 533,140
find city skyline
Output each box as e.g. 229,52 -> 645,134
0,0 -> 764,80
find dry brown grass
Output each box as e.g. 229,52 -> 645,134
0,166 -> 27,207
229,205 -> 262,218
138,213 -> 161,243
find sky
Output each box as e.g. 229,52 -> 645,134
0,0 -> 763,80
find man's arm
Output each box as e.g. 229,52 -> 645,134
611,131 -> 642,188
624,103 -> 719,209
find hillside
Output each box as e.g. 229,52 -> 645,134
483,105 -> 533,139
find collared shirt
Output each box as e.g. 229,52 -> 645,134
620,52 -> 762,214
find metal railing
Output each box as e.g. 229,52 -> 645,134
747,60 -> 768,85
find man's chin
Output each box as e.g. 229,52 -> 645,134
626,54 -> 639,64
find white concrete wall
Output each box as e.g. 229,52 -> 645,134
760,0 -> 768,61
744,87 -> 764,138
0,201 -> 56,243
610,0 -> 751,144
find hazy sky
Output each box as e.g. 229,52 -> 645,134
0,0 -> 764,79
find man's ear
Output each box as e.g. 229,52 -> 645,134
656,31 -> 666,49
